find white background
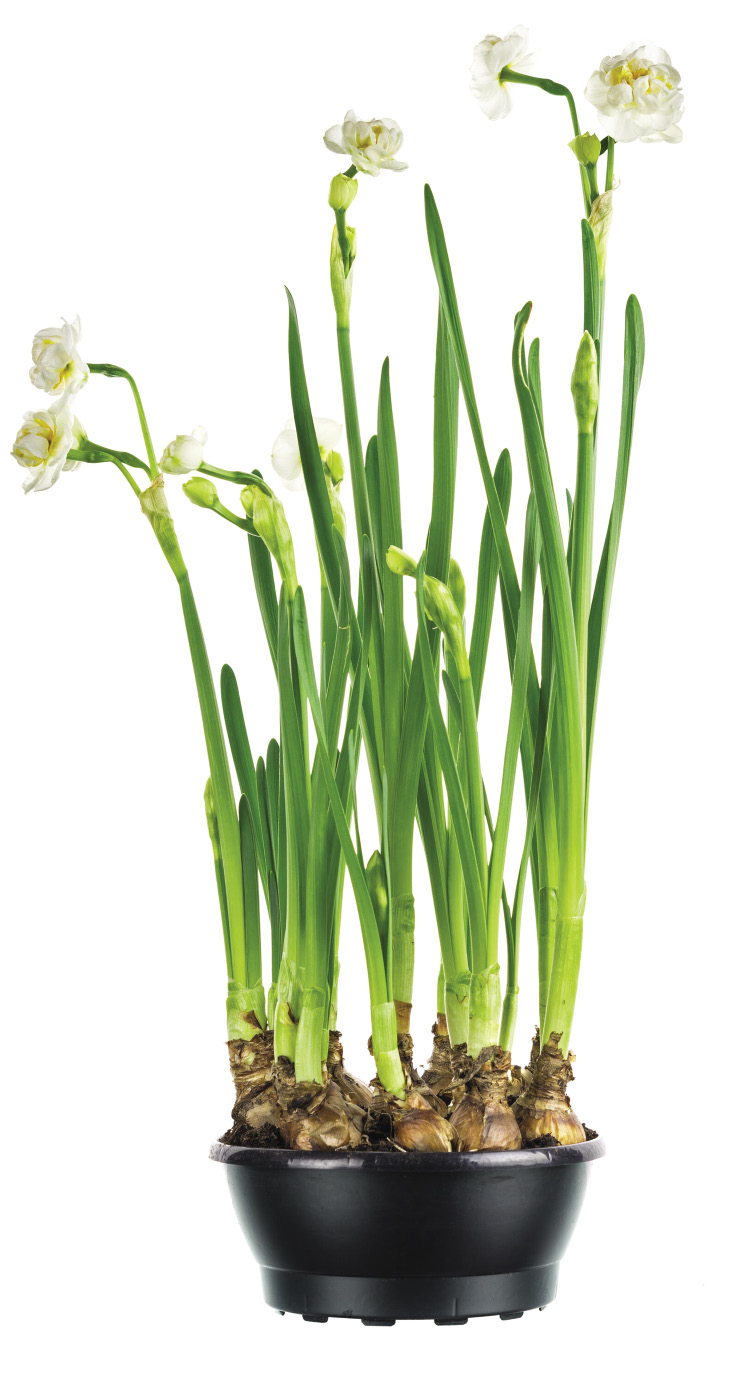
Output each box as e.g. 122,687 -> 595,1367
1,1 -> 747,1382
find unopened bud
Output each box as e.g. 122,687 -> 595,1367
569,132 -> 602,166
366,850 -> 389,941
386,546 -> 417,578
325,448 -> 345,486
325,475 -> 346,539
571,332 -> 599,434
448,558 -> 466,618
330,223 -> 357,328
183,475 -> 218,509
241,483 -> 298,596
328,172 -> 358,213
588,187 -> 616,280
204,778 -> 221,860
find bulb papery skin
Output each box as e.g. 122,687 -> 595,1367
275,1062 -> 364,1151
514,1034 -> 586,1145
393,1091 -> 454,1152
449,1047 -> 522,1151
585,41 -> 684,143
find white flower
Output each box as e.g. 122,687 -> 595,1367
29,316 -> 89,399
470,28 -> 533,120
271,418 -> 343,492
585,42 -> 684,143
324,112 -> 407,175
160,426 -> 208,475
12,404 -> 85,494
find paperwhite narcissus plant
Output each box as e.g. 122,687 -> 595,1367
470,28 -> 533,119
271,417 -> 343,492
29,316 -> 89,399
585,42 -> 684,143
12,405 -> 85,494
324,112 -> 407,175
160,426 -> 208,475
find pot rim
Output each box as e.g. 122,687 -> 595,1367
210,1135 -> 605,1170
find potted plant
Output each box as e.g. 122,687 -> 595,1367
12,29 -> 683,1322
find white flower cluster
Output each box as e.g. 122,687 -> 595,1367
13,317 -> 88,492
470,28 -> 533,120
585,43 -> 684,143
324,111 -> 407,175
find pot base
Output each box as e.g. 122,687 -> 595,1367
260,1264 -> 558,1321
212,1137 -> 604,1322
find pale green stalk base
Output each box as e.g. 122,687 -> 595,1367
227,980 -> 267,1042
537,885 -> 557,1030
274,957 -> 302,1061
371,1000 -> 405,1097
295,986 -> 327,1084
499,986 -> 518,1053
391,893 -> 415,1016
467,965 -> 501,1057
542,914 -> 583,1053
444,972 -> 470,1048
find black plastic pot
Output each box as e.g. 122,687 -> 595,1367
210,1137 -> 604,1323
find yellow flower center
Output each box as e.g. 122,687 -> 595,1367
609,59 -> 673,92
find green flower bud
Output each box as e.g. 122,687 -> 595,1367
330,222 -> 357,328
241,483 -> 298,597
571,332 -> 599,435
328,172 -> 358,213
386,545 -> 418,578
588,187 -> 616,281
423,574 -> 469,680
183,475 -> 218,509
325,449 -> 345,486
325,475 -> 346,539
204,778 -> 221,861
366,850 -> 389,942
140,474 -> 186,580
448,558 -> 466,619
568,131 -> 602,166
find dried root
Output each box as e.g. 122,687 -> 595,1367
421,1014 -> 456,1105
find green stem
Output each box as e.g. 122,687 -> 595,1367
499,69 -> 591,212
87,364 -> 159,479
570,429 -> 596,738
605,138 -> 616,192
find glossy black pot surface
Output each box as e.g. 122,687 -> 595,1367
211,1137 -> 604,1323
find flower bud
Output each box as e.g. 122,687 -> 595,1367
448,558 -> 466,618
424,574 -> 469,680
366,850 -> 389,940
330,223 -> 357,328
325,475 -> 346,539
386,546 -> 417,578
183,476 -> 218,510
160,425 -> 208,476
241,483 -> 298,597
570,332 -> 599,435
325,449 -> 345,486
328,172 -> 358,213
588,187 -> 616,280
568,132 -> 601,166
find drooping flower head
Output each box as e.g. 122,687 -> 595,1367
470,28 -> 533,120
30,316 -> 89,399
160,426 -> 208,475
324,112 -> 407,175
12,404 -> 85,494
271,417 -> 343,492
585,42 -> 684,143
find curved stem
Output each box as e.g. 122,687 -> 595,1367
87,364 -> 159,479
605,138 -> 616,191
